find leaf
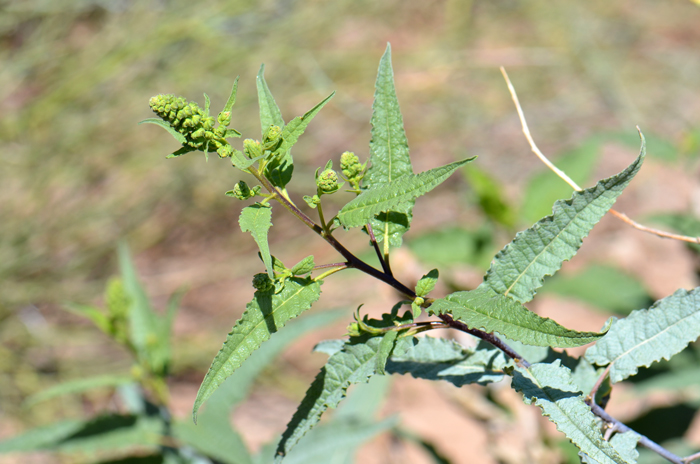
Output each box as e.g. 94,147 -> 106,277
25,375 -> 134,407
585,287 -> 700,383
239,204 -> 274,278
256,64 -> 285,134
483,135 -> 645,304
118,243 -> 169,374
223,76 -> 240,113
264,92 -> 334,189
291,255 -> 315,276
193,277 -> 322,421
415,269 -> 439,297
464,165 -> 517,228
541,265 -> 652,315
363,43 -> 414,248
274,337 -> 383,461
430,286 -> 611,347
63,303 -> 111,334
375,330 -> 398,375
203,92 -> 211,115
338,158 -> 475,229
386,336 -> 507,386
231,150 -> 265,170
0,414 -> 163,454
511,361 -> 628,464
278,418 -> 397,464
138,118 -> 187,145
165,145 -> 195,158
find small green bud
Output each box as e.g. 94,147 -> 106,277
217,111 -> 231,126
316,169 -> 340,194
340,151 -> 364,180
252,273 -> 274,292
226,181 -> 257,200
263,125 -> 282,151
243,139 -> 263,159
217,144 -> 233,158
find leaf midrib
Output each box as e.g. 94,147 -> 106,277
606,302 -> 700,373
502,185 -> 614,300
523,367 -> 624,464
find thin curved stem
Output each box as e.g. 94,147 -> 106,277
500,67 -> 700,245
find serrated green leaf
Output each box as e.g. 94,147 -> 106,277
257,64 -> 285,134
226,128 -> 242,138
193,277 -> 322,421
25,375 -> 134,407
291,255 -> 315,276
138,118 -> 187,144
165,145 -> 196,158
416,269 -> 439,297
338,158 -> 475,229
430,287 -> 610,347
177,310 -> 344,464
223,76 -> 240,113
585,287 -> 700,383
239,204 -> 274,278
386,336 -> 507,386
231,149 -> 265,171
511,361 -> 628,464
483,135 -> 645,304
375,330 -> 398,375
275,337 -> 383,461
364,43 -> 414,248
264,92 -> 334,189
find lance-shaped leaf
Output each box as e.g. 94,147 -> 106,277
430,287 -> 610,347
223,76 -> 240,113
483,134 -> 645,303
263,92 -> 334,189
275,337 -> 383,461
138,118 -> 187,144
193,277 -> 322,421
511,361 -> 628,464
364,43 -> 414,247
585,287 -> 700,383
415,269 -> 439,297
257,64 -> 285,133
239,204 -> 274,278
338,158 -> 475,229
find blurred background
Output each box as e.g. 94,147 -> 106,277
2,0 -> 700,462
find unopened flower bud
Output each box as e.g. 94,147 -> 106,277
218,111 -> 231,126
252,273 -> 274,292
243,139 -> 263,159
263,125 -> 282,151
316,169 -> 340,194
340,151 -> 363,180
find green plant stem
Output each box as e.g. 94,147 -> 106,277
586,401 -> 684,464
365,223 -> 392,276
314,265 -> 348,281
317,199 -> 329,232
249,163 -> 688,464
248,166 -> 415,297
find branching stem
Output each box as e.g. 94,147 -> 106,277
366,222 -> 392,276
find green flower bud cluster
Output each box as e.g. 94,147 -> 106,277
316,168 -> 340,194
225,181 -> 261,200
339,151 -> 367,188
263,125 -> 283,152
252,273 -> 274,292
149,94 -> 230,158
244,139 -> 263,159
